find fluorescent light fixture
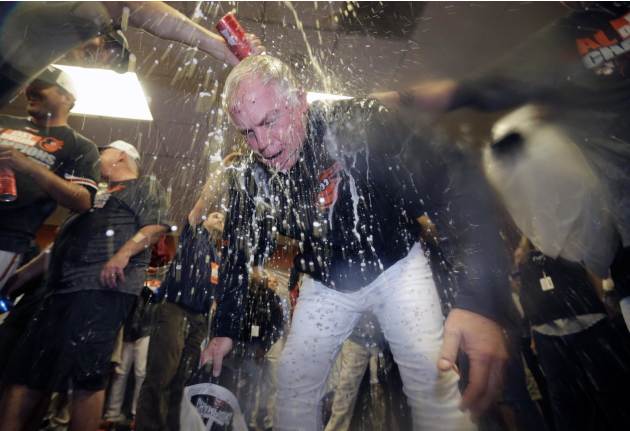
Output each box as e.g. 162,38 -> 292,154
53,64 -> 153,121
307,91 -> 352,104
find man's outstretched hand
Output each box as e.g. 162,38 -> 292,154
201,337 -> 233,377
438,308 -> 508,420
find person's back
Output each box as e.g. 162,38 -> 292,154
161,223 -> 218,313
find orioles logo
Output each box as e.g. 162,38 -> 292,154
38,137 -> 64,153
210,262 -> 220,285
317,162 -> 343,209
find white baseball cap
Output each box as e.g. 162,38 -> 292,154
32,66 -> 78,100
106,140 -> 141,161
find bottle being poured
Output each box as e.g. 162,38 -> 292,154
215,12 -> 252,61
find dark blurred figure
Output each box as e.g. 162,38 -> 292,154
234,270 -> 285,431
0,141 -> 170,431
512,236 -> 630,431
0,243 -> 44,376
324,313 -> 386,431
135,215 -> 222,431
373,3 -> 630,312
102,285 -> 156,426
494,328 -> 551,431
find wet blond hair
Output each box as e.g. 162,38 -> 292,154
223,55 -> 301,117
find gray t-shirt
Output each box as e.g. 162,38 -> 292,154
49,176 -> 170,295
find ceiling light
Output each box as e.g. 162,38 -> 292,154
307,91 -> 352,104
53,64 -> 153,121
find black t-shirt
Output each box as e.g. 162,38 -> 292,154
519,249 -> 605,325
214,99 -> 511,339
237,281 -> 284,354
49,176 -> 170,296
458,5 -> 630,113
0,115 -> 100,253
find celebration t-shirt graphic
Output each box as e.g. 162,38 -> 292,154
577,10 -> 630,75
317,161 -> 343,210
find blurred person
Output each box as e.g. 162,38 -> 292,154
372,3 -> 630,315
0,242 -> 47,377
513,236 -> 630,430
188,152 -> 243,226
0,140 -> 170,431
0,66 -> 99,293
246,266 -> 292,431
102,284 -> 156,426
494,330 -> 550,431
202,55 -> 510,431
0,2 -> 264,106
234,271 -> 285,431
324,313 -> 386,431
135,213 -> 222,431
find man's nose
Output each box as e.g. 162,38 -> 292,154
253,127 -> 272,152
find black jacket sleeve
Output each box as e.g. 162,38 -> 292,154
447,15 -> 579,112
407,139 -> 512,322
213,166 -> 275,339
213,176 -> 253,339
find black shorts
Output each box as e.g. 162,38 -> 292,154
7,290 -> 135,392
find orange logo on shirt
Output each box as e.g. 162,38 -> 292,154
317,162 -> 343,209
38,137 -> 64,153
210,262 -> 219,285
576,11 -> 630,71
611,12 -> 630,39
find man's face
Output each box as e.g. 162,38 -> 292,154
25,81 -> 71,120
229,77 -> 308,172
203,212 -> 225,234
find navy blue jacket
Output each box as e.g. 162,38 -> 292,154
160,223 -> 219,314
215,99 -> 511,339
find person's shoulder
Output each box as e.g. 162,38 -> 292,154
68,128 -> 98,150
52,126 -> 99,160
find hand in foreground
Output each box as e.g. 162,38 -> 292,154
100,252 -> 129,288
0,144 -> 37,173
201,337 -> 233,377
438,308 -> 508,420
214,32 -> 266,66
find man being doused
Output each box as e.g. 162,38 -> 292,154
202,55 -> 510,431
